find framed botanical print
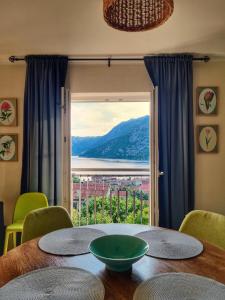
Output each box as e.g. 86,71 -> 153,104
0,134 -> 18,161
197,87 -> 218,115
197,125 -> 218,153
0,98 -> 18,126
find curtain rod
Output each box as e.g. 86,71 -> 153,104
9,55 -> 210,67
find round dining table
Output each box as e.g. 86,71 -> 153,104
0,224 -> 225,300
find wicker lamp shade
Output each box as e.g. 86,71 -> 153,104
103,0 -> 174,32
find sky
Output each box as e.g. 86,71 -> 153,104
71,102 -> 150,136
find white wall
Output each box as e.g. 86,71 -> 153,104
194,61 -> 225,215
69,63 -> 152,93
0,65 -> 25,224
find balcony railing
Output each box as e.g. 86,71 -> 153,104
71,168 -> 150,226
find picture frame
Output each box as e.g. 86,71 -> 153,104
196,87 -> 218,115
0,134 -> 18,161
197,125 -> 218,153
0,98 -> 18,126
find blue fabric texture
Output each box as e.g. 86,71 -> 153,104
144,55 -> 194,229
21,55 -> 68,205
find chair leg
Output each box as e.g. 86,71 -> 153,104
3,231 -> 10,255
13,232 -> 17,248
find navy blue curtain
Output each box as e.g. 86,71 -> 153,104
144,55 -> 194,229
21,55 -> 68,206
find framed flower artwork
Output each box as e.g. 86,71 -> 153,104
0,134 -> 18,161
196,87 -> 218,115
0,98 -> 18,126
197,125 -> 218,153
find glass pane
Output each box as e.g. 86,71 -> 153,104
71,102 -> 150,170
71,101 -> 150,226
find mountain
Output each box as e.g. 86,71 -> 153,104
72,115 -> 149,161
72,136 -> 101,156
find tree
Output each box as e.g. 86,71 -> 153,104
72,176 -> 80,183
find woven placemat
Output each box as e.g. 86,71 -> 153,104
0,267 -> 105,300
38,227 -> 106,256
135,229 -> 203,259
133,272 -> 225,300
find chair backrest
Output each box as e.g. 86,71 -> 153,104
179,210 -> 225,250
22,206 -> 73,243
13,193 -> 48,223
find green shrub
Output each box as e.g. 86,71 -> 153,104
72,195 -> 149,226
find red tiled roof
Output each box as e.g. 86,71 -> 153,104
73,180 -> 150,199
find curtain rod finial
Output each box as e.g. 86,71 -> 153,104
9,56 -> 16,63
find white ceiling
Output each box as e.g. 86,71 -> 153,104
0,0 -> 225,62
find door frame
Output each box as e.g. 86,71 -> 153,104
61,87 -> 73,215
150,87 -> 159,226
64,92 -> 159,225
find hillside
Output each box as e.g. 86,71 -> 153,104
72,115 -> 149,160
72,136 -> 101,156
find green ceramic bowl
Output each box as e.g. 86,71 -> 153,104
89,234 -> 149,272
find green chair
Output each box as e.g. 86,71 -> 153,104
22,206 -> 73,243
4,192 -> 48,254
179,210 -> 225,250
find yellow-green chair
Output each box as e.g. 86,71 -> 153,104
4,192 -> 48,254
179,210 -> 225,250
22,206 -> 73,243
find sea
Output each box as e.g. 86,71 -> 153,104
71,156 -> 149,170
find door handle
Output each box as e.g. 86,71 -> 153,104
158,171 -> 164,177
